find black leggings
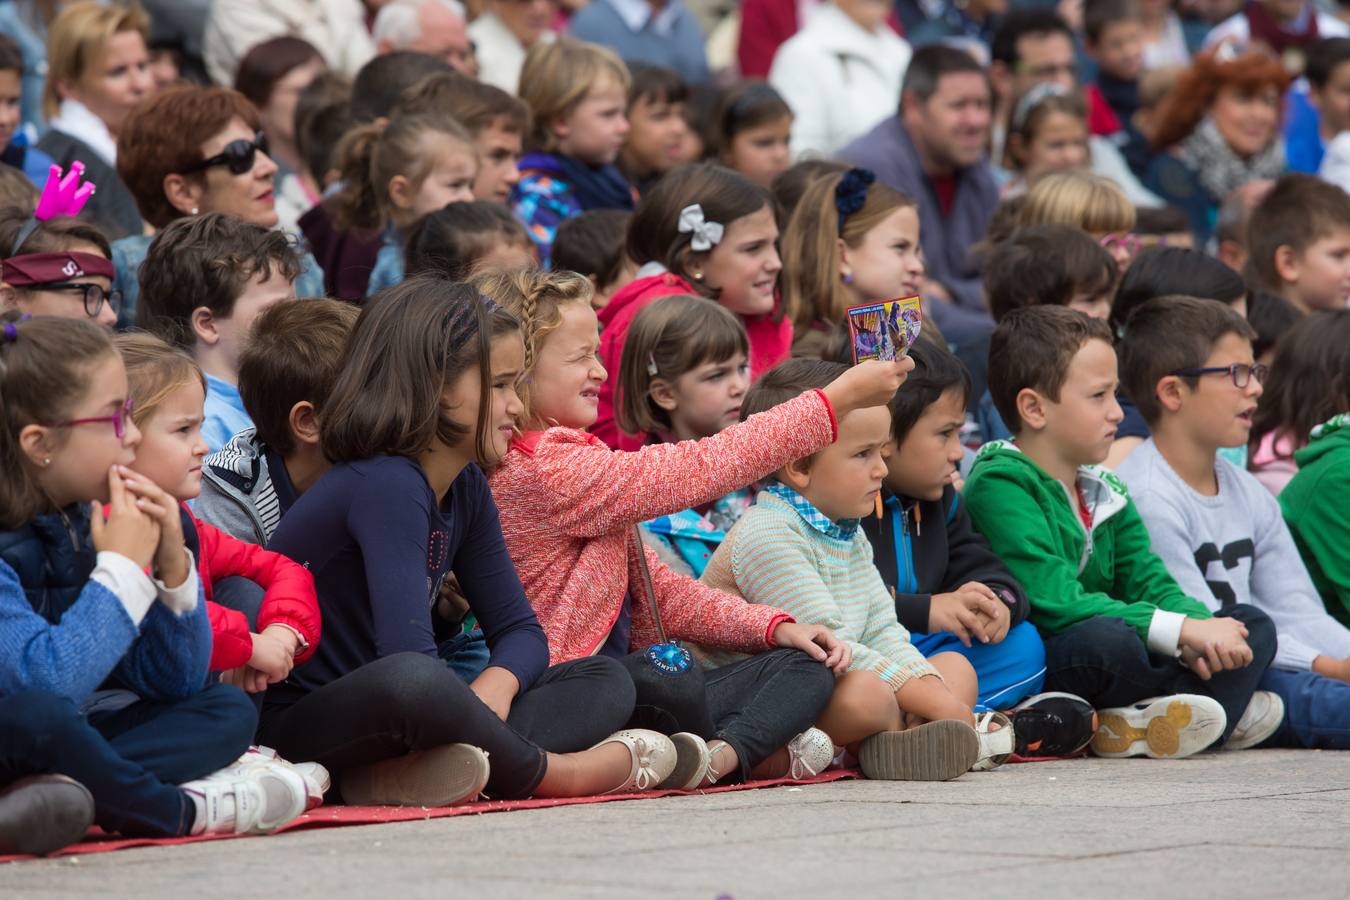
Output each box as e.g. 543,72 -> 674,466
622,648 -> 835,780
258,652 -> 635,799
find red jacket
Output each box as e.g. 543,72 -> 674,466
1085,84 -> 1122,137
593,272 -> 794,450
185,509 -> 321,672
488,389 -> 838,664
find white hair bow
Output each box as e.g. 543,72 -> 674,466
677,204 -> 724,252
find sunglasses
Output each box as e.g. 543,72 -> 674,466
179,132 -> 268,176
35,281 -> 121,318
1169,362 -> 1269,389
46,397 -> 136,440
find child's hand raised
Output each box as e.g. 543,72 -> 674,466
821,358 -> 917,417
90,466 -> 160,570
772,622 -> 852,674
118,468 -> 190,588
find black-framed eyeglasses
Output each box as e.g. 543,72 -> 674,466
179,132 -> 268,176
45,398 -> 135,440
34,281 -> 122,318
1170,363 -> 1269,388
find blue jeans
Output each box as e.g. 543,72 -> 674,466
0,685 -> 256,837
438,627 -> 491,683
913,620 -> 1047,711
1257,668 -> 1350,749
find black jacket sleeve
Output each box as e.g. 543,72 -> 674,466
940,488 -> 1030,626
861,501 -> 934,634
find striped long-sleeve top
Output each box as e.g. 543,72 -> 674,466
702,487 -> 938,690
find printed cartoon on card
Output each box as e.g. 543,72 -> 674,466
846,296 -> 922,364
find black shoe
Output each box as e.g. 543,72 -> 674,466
0,775 -> 95,856
1009,692 -> 1097,758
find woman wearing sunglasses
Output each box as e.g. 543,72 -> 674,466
111,85 -> 325,329
0,211 -> 120,331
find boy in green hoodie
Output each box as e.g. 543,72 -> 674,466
963,306 -> 1278,759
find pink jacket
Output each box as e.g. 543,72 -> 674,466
593,272 -> 794,450
489,389 -> 838,664
1250,430 -> 1302,497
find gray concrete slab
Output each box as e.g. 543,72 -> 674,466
3,749 -> 1350,900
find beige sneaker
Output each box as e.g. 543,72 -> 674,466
593,729 -> 678,794
656,732 -> 712,790
341,744 -> 490,807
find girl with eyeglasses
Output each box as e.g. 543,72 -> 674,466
0,211 -> 120,331
111,85 -> 327,329
0,312 -> 312,845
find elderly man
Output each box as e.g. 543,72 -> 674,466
372,0 -> 478,77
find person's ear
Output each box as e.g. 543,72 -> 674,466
1015,387 -> 1049,432
1274,244 -> 1301,285
0,284 -> 19,311
191,306 -> 221,347
648,377 -> 678,412
163,173 -> 204,217
387,173 -> 415,212
551,112 -> 571,145
987,61 -> 1013,101
1156,374 -> 1186,414
17,423 -> 58,470
1006,132 -> 1026,166
288,400 -> 321,447
837,237 -> 854,282
778,453 -> 813,493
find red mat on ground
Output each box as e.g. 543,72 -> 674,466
1,769 -> 861,863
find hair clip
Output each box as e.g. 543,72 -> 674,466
1,314 -> 29,344
11,162 -> 98,256
677,204 -> 724,252
834,168 -> 876,234
646,352 -> 659,377
1011,82 -> 1071,133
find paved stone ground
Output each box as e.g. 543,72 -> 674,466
4,749 -> 1349,899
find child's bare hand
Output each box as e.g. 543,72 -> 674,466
772,622 -> 852,674
221,665 -> 271,693
1180,618 -> 1252,673
119,468 -> 189,588
928,584 -> 1002,646
248,630 -> 296,683
90,467 -> 160,570
436,575 -> 471,625
821,357 -> 917,415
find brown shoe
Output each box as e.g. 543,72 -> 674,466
0,775 -> 94,855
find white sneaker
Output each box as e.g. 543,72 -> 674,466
1225,690 -> 1284,751
341,744 -> 490,807
183,765 -> 308,835
592,729 -> 678,794
214,747 -> 330,810
1092,694 -> 1227,759
785,728 -> 835,779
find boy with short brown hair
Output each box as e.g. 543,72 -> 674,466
1246,173 -> 1350,314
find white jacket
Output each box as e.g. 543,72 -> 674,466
769,3 -> 912,159
204,0 -> 376,86
469,12 -> 556,95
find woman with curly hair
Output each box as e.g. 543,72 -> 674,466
1144,47 -> 1291,244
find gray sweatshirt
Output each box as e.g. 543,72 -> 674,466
1118,438 -> 1350,671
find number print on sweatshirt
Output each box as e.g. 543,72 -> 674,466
1192,539 -> 1256,608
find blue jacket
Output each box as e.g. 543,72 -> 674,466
0,504 -> 212,703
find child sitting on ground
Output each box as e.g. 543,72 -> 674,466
483,269 -> 909,789
860,338 -> 1099,758
196,298 -> 358,547
0,313 -> 309,844
136,213 -> 300,453
339,112 -> 479,297
963,306 -> 1278,758
1245,174 -> 1350,316
403,200 -> 535,282
617,294 -> 753,577
1117,295 -> 1350,749
702,358 -> 1004,780
1280,310 -> 1350,630
551,209 -> 635,310
512,39 -> 636,266
116,333 -> 322,697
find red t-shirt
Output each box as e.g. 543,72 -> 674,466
931,173 -> 958,218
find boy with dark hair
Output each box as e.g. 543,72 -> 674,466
550,209 -> 635,309
1117,295 -> 1350,748
395,70 -> 531,205
0,32 -> 53,188
1287,37 -> 1350,173
861,338 -> 1098,757
1246,174 -> 1350,315
137,213 -> 302,452
1083,0 -> 1145,137
276,72 -> 351,238
704,358 -> 1003,781
197,298 -> 359,546
619,64 -> 691,195
963,306 -> 1281,758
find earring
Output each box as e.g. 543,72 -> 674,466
190,207 -> 199,215
842,272 -> 854,285
41,458 -> 50,467
691,271 -> 704,282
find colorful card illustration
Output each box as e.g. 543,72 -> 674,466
846,296 -> 922,364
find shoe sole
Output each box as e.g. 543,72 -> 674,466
859,720 -> 981,781
1092,695 -> 1226,759
341,744 -> 490,807
0,777 -> 95,856
657,733 -> 709,791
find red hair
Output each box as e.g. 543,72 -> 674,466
1150,49 -> 1291,151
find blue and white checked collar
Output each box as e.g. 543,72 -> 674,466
761,481 -> 860,542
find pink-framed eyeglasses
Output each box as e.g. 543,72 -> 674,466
45,397 -> 135,439
1099,233 -> 1141,257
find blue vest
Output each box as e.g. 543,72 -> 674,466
0,504 -> 97,624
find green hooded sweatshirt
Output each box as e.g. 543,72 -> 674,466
963,441 -> 1211,648
1281,413 -> 1350,628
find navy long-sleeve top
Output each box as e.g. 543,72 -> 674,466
267,455 -> 549,702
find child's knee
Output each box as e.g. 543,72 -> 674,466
828,670 -> 900,730
930,652 -> 978,706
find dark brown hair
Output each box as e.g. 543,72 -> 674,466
1246,174 -> 1350,293
1084,0 -> 1140,44
616,294 -> 749,436
1118,295 -> 1255,424
551,209 -> 632,289
988,305 -> 1115,432
321,277 -> 520,464
0,33 -> 22,76
1111,246 -> 1246,336
740,357 -> 846,422
1249,309 -> 1350,457
888,337 -> 972,445
137,212 -> 302,350
985,224 -> 1117,322
405,201 -> 532,281
0,210 -> 112,258
396,70 -> 531,136
117,85 -> 264,229
294,72 -> 352,187
707,80 -> 791,160
239,298 -> 360,456
0,311 -> 117,528
234,36 -> 323,109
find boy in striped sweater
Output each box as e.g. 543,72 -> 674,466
703,359 -> 1005,781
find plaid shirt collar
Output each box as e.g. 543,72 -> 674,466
761,481 -> 860,542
